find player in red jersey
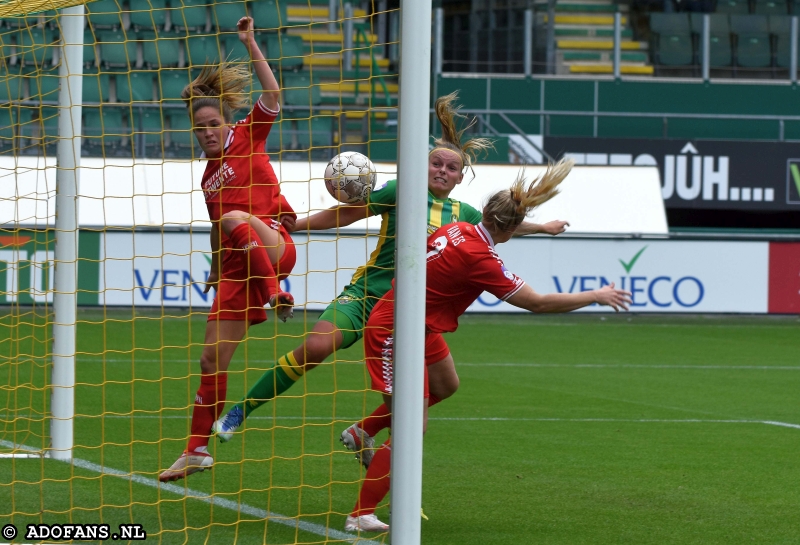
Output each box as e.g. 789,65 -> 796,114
344,160 -> 632,532
159,17 -> 296,482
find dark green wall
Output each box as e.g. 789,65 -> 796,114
436,76 -> 800,141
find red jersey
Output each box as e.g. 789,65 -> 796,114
201,99 -> 295,247
422,222 -> 525,333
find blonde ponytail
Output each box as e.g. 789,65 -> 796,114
181,61 -> 251,122
483,158 -> 574,232
432,91 -> 494,173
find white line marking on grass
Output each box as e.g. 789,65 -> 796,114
10,357 -> 799,371
458,363 -> 800,370
6,414 -> 800,428
762,420 -> 800,429
0,439 -> 378,545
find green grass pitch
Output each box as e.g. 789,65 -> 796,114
1,309 -> 799,544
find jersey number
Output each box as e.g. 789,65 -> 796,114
425,236 -> 447,262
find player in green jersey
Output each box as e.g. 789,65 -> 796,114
211,93 -> 568,443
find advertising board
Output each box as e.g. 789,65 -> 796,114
768,243 -> 800,313
543,137 -> 800,212
97,232 -> 772,314
100,232 -> 378,309
467,238 -> 769,313
4,230 -> 795,314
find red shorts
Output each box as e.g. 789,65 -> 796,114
363,296 -> 450,398
208,225 -> 296,325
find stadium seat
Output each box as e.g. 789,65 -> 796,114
139,31 -> 181,68
28,70 -> 59,101
129,0 -> 168,30
82,71 -> 112,103
731,15 -> 772,67
289,116 -> 333,150
265,33 -> 303,70
754,0 -> 789,15
296,116 -> 334,149
715,0 -> 750,14
185,34 -> 221,65
166,110 -> 195,150
172,0 -> 209,31
649,13 -> 693,67
0,107 -> 15,149
19,106 -> 59,148
157,68 -> 191,105
2,12 -> 45,28
281,73 -> 321,118
691,13 -> 733,66
98,30 -> 138,68
116,70 -> 156,102
133,107 -> 165,150
223,35 -> 250,61
770,14 -> 798,66
211,1 -> 249,31
83,106 -> 127,148
251,0 -> 286,31
18,27 -> 57,67
266,118 -> 289,151
0,71 -> 24,101
84,30 -> 98,67
86,0 -> 126,30
0,28 -> 15,63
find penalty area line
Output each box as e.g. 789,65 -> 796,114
0,439 -> 378,545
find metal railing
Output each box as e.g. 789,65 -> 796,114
463,106 -> 800,141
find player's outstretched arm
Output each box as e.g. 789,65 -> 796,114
238,17 -> 279,112
292,205 -> 372,232
513,220 -> 569,236
507,282 -> 631,313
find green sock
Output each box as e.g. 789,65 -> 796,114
233,352 -> 305,419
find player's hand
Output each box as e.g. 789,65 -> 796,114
269,291 -> 294,322
594,283 -> 632,312
204,271 -> 219,294
542,220 -> 570,235
237,17 -> 256,44
280,215 -> 296,232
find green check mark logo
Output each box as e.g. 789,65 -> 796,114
203,253 -> 212,265
619,246 -> 648,273
790,163 -> 800,197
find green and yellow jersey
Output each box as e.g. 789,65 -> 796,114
348,179 -> 483,298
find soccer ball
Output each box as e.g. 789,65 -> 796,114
324,151 -> 377,204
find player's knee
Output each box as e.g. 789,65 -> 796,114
220,211 -> 248,234
430,374 -> 459,401
303,335 -> 334,364
442,375 -> 460,399
199,351 -> 219,374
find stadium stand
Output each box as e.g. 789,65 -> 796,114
545,2 -> 653,75
0,0 -> 398,159
770,14 -> 798,67
645,0 -> 800,76
649,13 -> 693,72
691,13 -> 734,68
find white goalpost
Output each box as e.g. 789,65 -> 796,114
50,4 -> 84,462
391,0 -> 433,542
